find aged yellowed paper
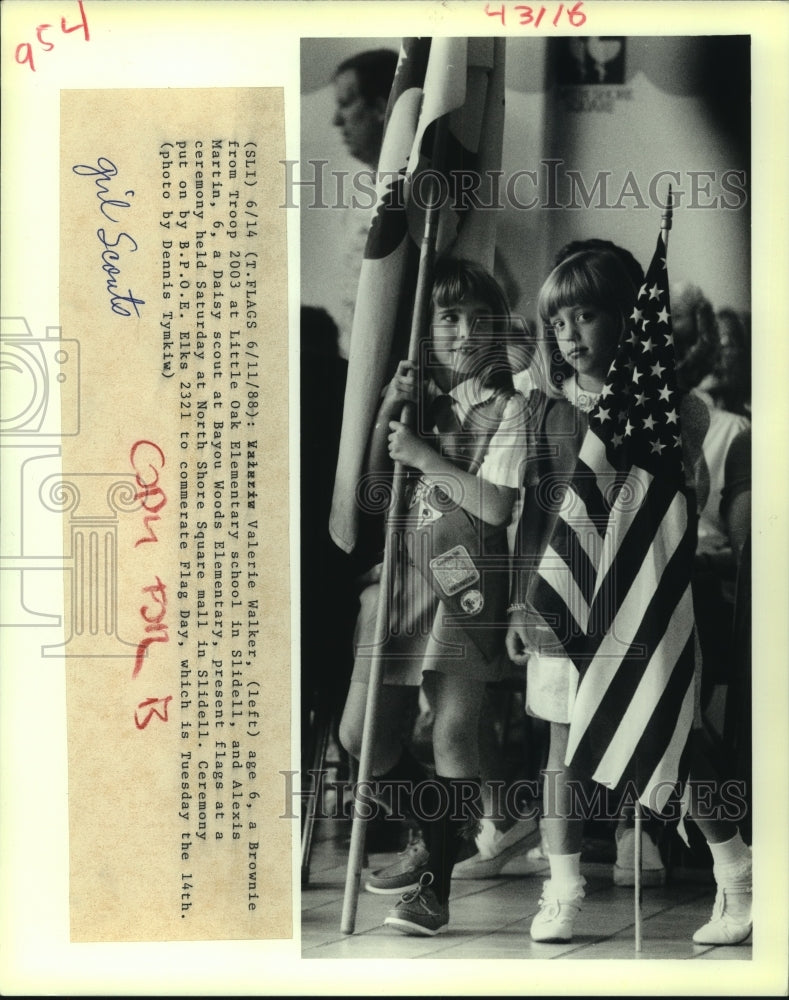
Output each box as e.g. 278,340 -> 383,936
59,87 -> 290,941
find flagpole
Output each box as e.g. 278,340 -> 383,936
341,117 -> 449,935
634,805 -> 643,952
661,183 -> 674,250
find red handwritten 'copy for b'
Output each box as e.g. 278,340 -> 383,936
129,441 -> 173,729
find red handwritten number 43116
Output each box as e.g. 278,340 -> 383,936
15,1 -> 89,72
485,2 -> 586,27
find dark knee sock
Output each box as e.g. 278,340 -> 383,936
419,775 -> 482,903
373,745 -> 429,829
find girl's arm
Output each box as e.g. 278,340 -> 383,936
386,421 -> 517,527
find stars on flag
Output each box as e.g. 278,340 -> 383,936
587,232 -> 682,474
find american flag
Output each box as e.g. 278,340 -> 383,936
329,37 -> 506,554
532,231 -> 697,813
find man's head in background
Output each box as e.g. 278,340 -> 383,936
332,49 -> 398,167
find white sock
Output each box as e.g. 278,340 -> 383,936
547,852 -> 584,895
707,831 -> 751,884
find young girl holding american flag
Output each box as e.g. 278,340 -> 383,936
506,245 -> 752,946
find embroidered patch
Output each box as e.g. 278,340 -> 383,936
429,545 -> 480,597
460,588 -> 484,616
409,478 -> 444,527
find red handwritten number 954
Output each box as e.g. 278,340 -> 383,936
15,1 -> 90,72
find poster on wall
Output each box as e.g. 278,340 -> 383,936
1,2 -> 787,996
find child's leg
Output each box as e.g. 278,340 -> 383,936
686,731 -> 752,945
339,678 -> 431,883
384,672 -> 485,935
530,722 -> 587,943
419,672 -> 486,898
541,721 -> 585,856
429,671 -> 485,777
450,690 -> 539,880
339,680 -> 415,776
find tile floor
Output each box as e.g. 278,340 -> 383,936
301,818 -> 753,962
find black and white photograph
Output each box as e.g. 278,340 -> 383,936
300,32 -> 758,961
1,2 -> 787,996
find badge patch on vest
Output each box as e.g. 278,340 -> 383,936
459,588 -> 484,616
409,478 -> 445,528
429,545 -> 480,598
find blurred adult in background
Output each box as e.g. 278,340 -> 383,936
701,308 -> 751,417
333,49 -> 399,168
670,281 -> 750,709
300,308 -> 356,762
331,49 -> 399,360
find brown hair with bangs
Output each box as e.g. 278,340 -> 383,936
537,249 -> 638,392
430,257 -> 514,392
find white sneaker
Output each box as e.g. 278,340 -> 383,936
692,887 -> 752,945
452,817 -> 537,879
613,825 -> 666,887
530,877 -> 586,943
693,852 -> 752,946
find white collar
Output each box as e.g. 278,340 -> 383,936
560,374 -> 601,413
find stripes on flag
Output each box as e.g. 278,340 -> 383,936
329,37 -> 506,554
530,231 -> 697,813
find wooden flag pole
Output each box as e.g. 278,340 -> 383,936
633,184 -> 673,953
341,118 -> 449,935
634,806 -> 643,952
